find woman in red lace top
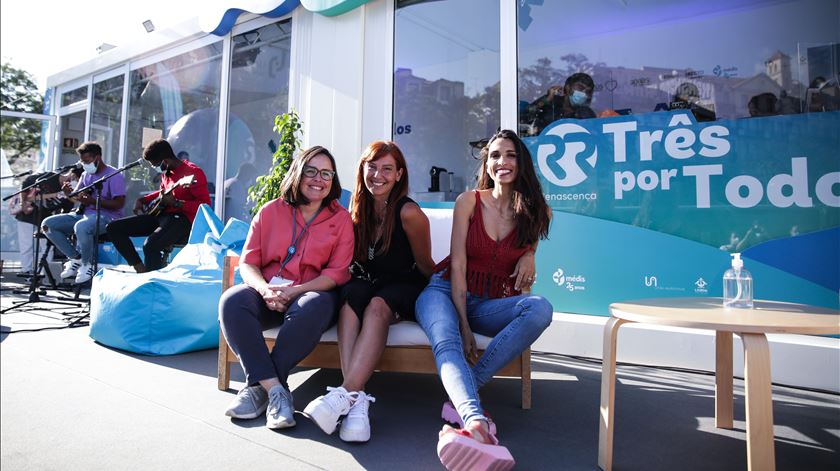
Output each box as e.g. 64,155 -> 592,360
415,129 -> 553,470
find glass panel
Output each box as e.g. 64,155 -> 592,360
517,0 -> 840,136
58,111 -> 86,167
90,75 -> 125,166
125,42 -> 223,210
61,85 -> 88,107
224,19 -> 292,222
1,116 -> 49,258
393,0 -> 500,202
517,0 -> 840,248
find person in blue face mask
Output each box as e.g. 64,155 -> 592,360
523,72 -> 595,136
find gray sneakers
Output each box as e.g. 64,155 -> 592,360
339,391 -> 375,442
266,384 -> 296,429
303,386 -> 358,435
225,385 -> 268,419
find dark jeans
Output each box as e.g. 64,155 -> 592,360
219,284 -> 338,388
106,213 -> 190,270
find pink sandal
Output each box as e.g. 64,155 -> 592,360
441,401 -> 497,435
437,424 -> 514,471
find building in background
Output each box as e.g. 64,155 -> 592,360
16,0 -> 838,389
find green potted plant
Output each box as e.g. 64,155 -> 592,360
247,110 -> 302,215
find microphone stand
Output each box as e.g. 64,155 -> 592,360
1,172 -> 85,313
0,169 -> 33,180
65,159 -> 142,326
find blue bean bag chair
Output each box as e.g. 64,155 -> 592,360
89,205 -> 248,355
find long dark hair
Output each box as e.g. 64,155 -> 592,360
350,141 -> 409,261
279,145 -> 342,207
476,129 -> 551,247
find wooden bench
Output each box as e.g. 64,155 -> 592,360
217,209 -> 532,409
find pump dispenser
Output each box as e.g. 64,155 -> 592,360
723,253 -> 753,309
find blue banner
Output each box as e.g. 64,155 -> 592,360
526,111 -> 839,314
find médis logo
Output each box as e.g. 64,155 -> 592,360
553,267 -> 587,292
537,123 -> 598,187
552,268 -> 566,286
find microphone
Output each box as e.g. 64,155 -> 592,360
54,162 -> 82,173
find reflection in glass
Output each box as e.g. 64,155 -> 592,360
517,0 -> 840,250
125,42 -> 223,211
61,85 -> 88,107
394,0 -> 500,202
517,0 -> 839,133
90,75 -> 124,166
224,19 -> 291,222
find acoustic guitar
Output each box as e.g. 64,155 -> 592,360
72,190 -> 94,215
144,174 -> 197,216
10,192 -> 64,216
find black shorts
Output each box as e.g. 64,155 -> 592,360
340,277 -> 426,321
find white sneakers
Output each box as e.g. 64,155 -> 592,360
303,387 -> 376,442
74,263 -> 94,284
303,386 -> 358,435
60,259 -> 82,279
339,391 -> 375,442
228,384 -> 376,442
59,259 -> 94,284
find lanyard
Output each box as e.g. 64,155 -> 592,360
279,205 -> 324,273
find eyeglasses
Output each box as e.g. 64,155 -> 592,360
303,165 -> 336,181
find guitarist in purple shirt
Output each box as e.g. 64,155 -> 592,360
106,139 -> 211,273
42,141 -> 126,284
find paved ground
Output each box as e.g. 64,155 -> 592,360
1,270 -> 839,470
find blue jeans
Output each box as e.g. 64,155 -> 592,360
41,212 -> 111,264
415,272 -> 553,428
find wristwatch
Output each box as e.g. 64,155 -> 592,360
173,199 -> 184,209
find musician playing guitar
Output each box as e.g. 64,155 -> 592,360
41,142 -> 127,284
10,169 -> 79,276
106,138 -> 211,273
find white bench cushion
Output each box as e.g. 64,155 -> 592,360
263,320 -> 493,349
259,208 -> 500,351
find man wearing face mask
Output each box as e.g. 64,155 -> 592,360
106,138 -> 210,273
525,72 -> 596,135
41,142 -> 127,284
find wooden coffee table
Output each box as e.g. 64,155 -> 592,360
597,297 -> 839,471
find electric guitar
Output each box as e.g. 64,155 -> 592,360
143,175 -> 197,216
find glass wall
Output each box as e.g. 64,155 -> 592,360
224,19 -> 292,222
517,0 -> 840,135
125,42 -> 223,208
393,0 -> 500,202
517,0 -> 840,249
90,75 -> 124,166
60,85 -> 88,107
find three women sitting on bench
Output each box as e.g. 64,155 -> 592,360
219,131 -> 553,471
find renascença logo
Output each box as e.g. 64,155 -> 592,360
537,123 -> 598,187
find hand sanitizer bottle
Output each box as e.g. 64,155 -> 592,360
723,253 -> 753,309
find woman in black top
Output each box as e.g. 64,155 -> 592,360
303,141 -> 434,443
